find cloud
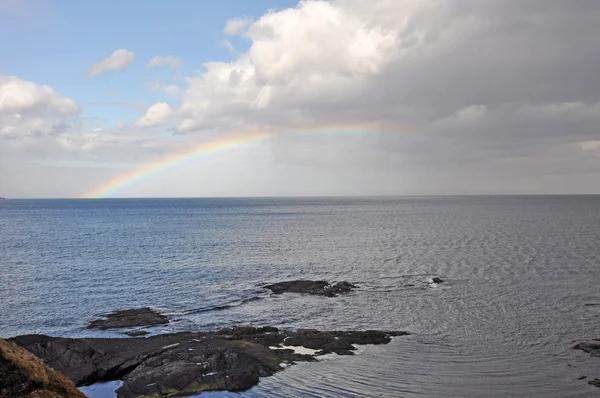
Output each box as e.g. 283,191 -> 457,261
163,85 -> 182,96
134,102 -> 173,127
88,49 -> 135,78
150,82 -> 182,96
0,76 -> 80,146
177,0 -> 400,133
85,101 -> 148,111
520,101 -> 600,120
220,39 -> 240,55
579,140 -> 600,151
434,105 -> 487,129
5,1 -> 600,196
147,55 -> 182,69
0,76 -> 80,115
171,1 -> 600,147
0,76 -> 162,155
128,0 -> 598,195
223,16 -> 252,35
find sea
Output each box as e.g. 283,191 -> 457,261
1,196 -> 600,397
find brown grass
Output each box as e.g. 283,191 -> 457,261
0,338 -> 86,398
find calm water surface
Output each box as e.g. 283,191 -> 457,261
1,196 -> 600,397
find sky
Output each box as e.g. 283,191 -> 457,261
1,0 -> 599,198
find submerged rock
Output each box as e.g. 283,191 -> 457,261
87,308 -> 169,330
264,280 -> 356,297
12,326 -> 408,398
573,340 -> 600,357
0,338 -> 85,398
573,340 -> 600,388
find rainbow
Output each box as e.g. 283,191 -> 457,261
81,124 -> 404,198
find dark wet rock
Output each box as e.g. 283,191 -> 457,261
215,326 -> 279,336
122,330 -> 150,337
283,330 -> 408,355
573,340 -> 600,357
578,375 -> 587,380
0,338 -> 85,398
264,280 -> 356,297
430,277 -> 444,284
87,308 -> 169,330
10,334 -> 173,386
117,337 -> 281,397
589,378 -> 600,387
11,326 -> 408,397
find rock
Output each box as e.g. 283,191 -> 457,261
10,333 -> 185,386
0,338 -> 85,398
589,378 -> 600,387
12,326 -> 408,397
430,277 -> 444,284
282,330 -> 408,355
122,330 -> 150,337
116,338 -> 281,397
264,280 -> 356,297
87,308 -> 169,330
573,340 -> 600,357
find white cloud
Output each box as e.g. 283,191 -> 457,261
177,0 -> 401,132
220,39 -> 239,55
88,49 -> 135,78
434,105 -> 487,129
579,140 -> 600,151
163,85 -> 181,96
223,16 -> 252,36
0,76 -> 156,154
150,82 -> 182,96
147,55 -> 182,69
0,76 -> 79,115
134,102 -> 173,127
0,76 -> 80,145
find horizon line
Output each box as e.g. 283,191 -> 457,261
3,193 -> 600,200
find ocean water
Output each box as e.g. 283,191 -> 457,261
1,196 -> 600,397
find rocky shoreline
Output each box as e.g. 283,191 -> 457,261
1,280 -> 411,397
4,305 -> 600,395
11,327 -> 408,397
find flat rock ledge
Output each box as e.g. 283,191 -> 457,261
264,280 -> 356,297
11,327 -> 408,398
87,308 -> 169,330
